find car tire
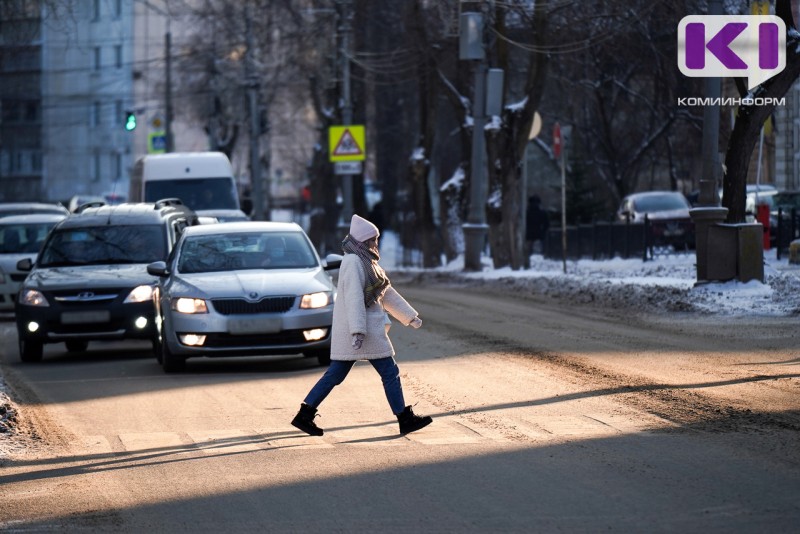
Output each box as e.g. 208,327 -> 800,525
152,337 -> 162,363
161,339 -> 185,373
304,349 -> 331,367
65,340 -> 89,353
19,339 -> 43,363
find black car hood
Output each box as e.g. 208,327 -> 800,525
25,264 -> 157,291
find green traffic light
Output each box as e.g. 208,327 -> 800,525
125,112 -> 136,131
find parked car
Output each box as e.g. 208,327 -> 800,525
616,191 -> 695,249
0,213 -> 67,312
147,221 -> 342,372
14,199 -> 199,362
771,190 -> 800,220
0,202 -> 69,218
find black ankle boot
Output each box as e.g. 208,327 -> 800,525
397,406 -> 432,435
291,403 -> 324,436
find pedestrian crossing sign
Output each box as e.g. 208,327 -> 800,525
329,125 -> 366,162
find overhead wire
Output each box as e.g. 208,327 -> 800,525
488,0 -> 672,55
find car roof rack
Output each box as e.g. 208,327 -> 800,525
75,201 -> 106,213
154,198 -> 184,209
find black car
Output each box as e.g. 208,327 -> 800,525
616,191 -> 695,250
14,199 -> 198,362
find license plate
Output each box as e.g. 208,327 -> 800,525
61,310 -> 111,324
228,317 -> 282,335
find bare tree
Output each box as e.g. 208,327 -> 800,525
722,0 -> 800,222
481,0 -> 550,270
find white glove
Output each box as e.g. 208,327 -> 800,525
409,317 -> 422,329
352,333 -> 365,350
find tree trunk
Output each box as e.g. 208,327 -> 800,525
409,0 -> 442,268
724,0 -> 800,222
484,0 -> 549,269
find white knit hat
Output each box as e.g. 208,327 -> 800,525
349,214 -> 379,242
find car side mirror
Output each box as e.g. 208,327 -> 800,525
17,257 -> 33,272
323,254 -> 343,270
147,261 -> 169,277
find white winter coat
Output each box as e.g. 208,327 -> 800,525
330,254 -> 418,361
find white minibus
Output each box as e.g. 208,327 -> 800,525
130,152 -> 248,221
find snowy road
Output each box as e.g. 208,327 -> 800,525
0,277 -> 799,532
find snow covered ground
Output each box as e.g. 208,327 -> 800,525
381,231 -> 800,317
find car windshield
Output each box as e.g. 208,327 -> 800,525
633,194 -> 688,213
178,231 -> 318,273
39,225 -> 166,267
773,193 -> 800,211
144,178 -> 239,210
0,223 -> 58,254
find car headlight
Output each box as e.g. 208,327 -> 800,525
300,291 -> 331,309
172,297 -> 208,314
124,285 -> 155,303
19,289 -> 49,307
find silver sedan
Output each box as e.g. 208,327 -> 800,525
0,213 -> 67,312
148,221 -> 342,372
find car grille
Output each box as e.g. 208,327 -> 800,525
211,296 -> 296,315
201,330 -> 310,347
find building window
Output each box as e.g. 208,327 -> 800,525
93,153 -> 101,182
114,152 -> 122,180
24,101 -> 40,123
114,0 -> 122,19
31,151 -> 42,172
115,100 -> 123,125
94,47 -> 101,70
115,45 -> 122,68
1,100 -> 19,123
92,101 -> 101,126
93,0 -> 100,21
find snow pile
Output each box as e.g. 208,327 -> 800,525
382,230 -> 800,317
0,393 -> 18,434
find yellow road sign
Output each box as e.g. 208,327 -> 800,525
329,125 -> 366,162
751,1 -> 769,15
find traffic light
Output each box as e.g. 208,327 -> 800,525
124,110 -> 137,131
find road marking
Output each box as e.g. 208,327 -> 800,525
187,430 -> 265,454
80,412 -> 668,457
118,432 -> 186,452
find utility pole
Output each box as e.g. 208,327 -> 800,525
689,0 -> 728,282
165,30 -> 174,152
337,0 -> 355,236
245,5 -> 265,221
460,11 -> 489,271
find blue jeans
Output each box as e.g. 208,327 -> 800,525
303,357 -> 406,415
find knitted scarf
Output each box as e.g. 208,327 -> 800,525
342,234 -> 390,307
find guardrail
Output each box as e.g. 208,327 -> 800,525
542,216 -> 695,262
774,208 -> 800,260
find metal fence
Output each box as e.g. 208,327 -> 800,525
774,208 -> 800,259
539,209 -> 800,262
542,217 -> 694,262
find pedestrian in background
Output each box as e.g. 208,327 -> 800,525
291,214 -> 433,437
526,194 -> 550,258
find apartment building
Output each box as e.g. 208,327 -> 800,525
0,1 -> 135,203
